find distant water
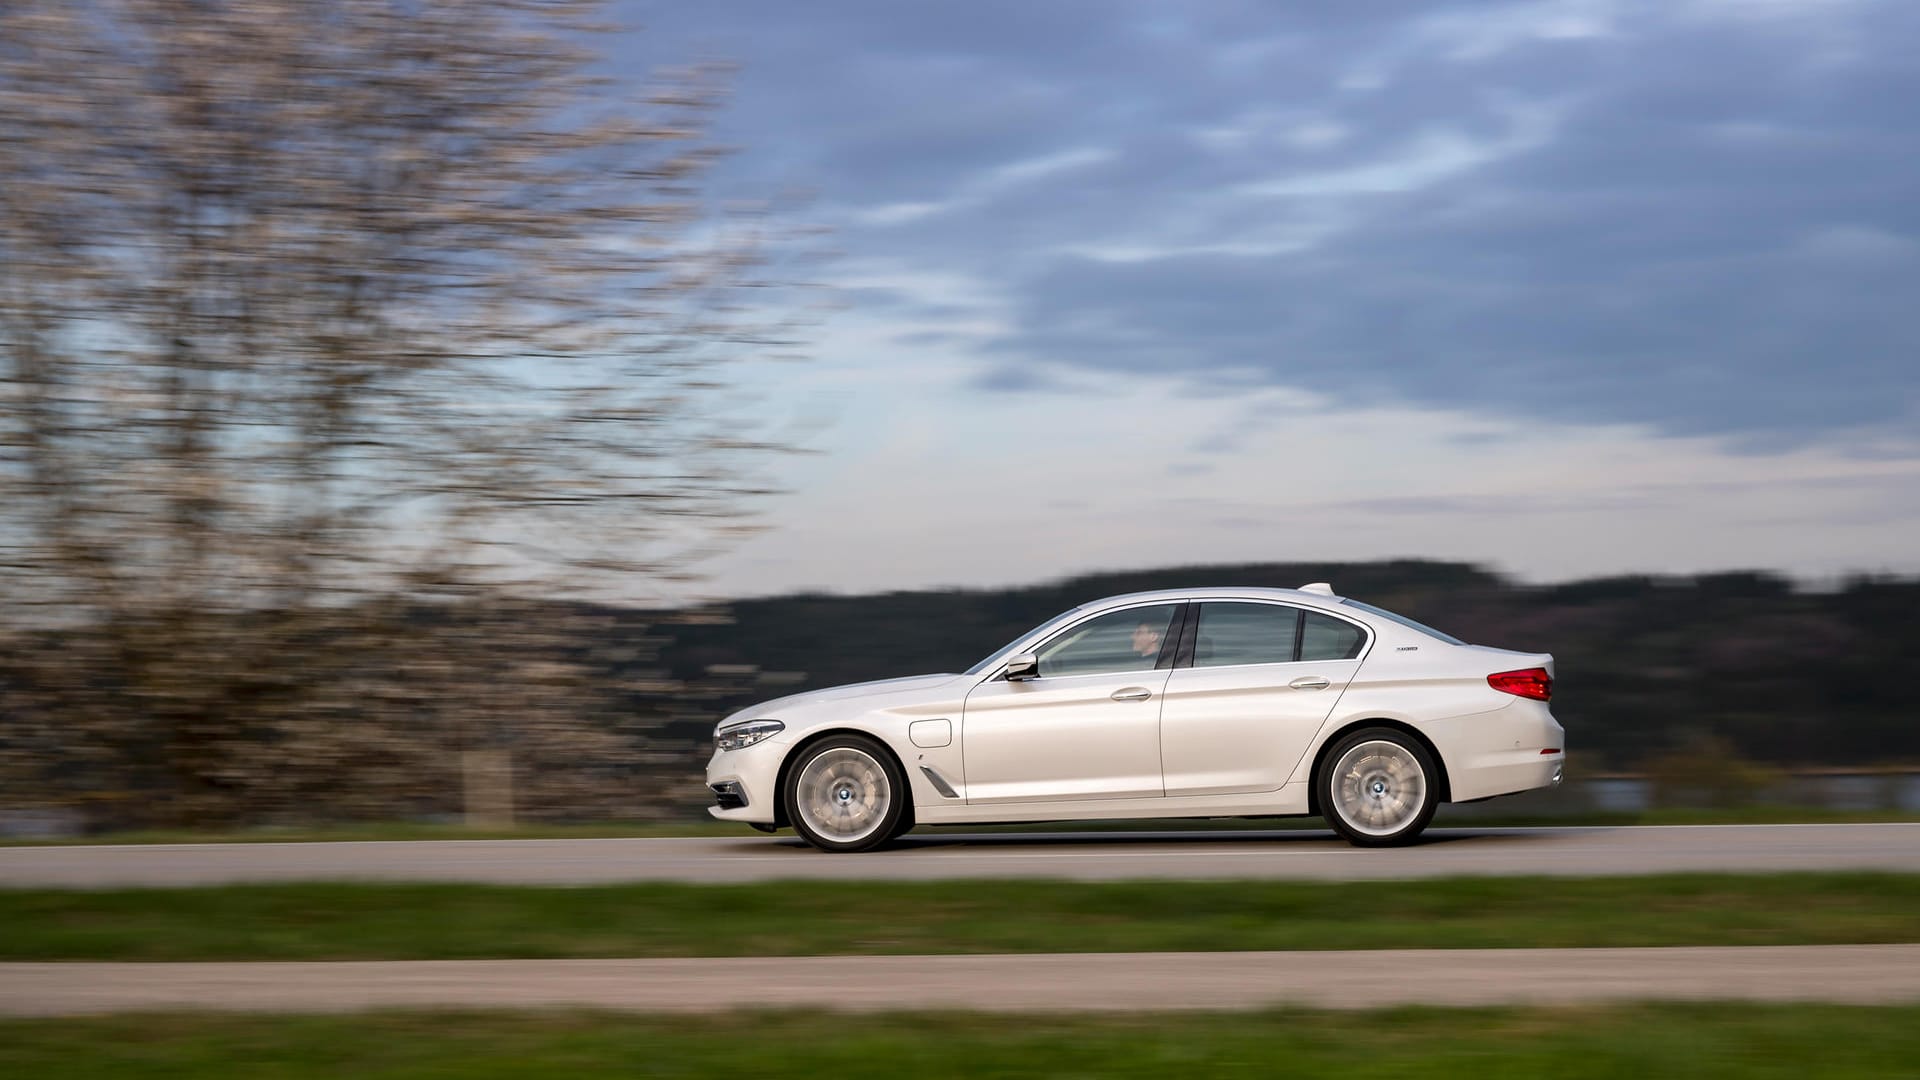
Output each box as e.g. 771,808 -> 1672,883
1450,772 -> 1920,817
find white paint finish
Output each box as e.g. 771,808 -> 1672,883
1405,699 -> 1566,802
959,669 -> 1171,803
908,718 -> 952,748
1160,658 -> 1360,796
915,785 -> 1310,825
705,676 -> 973,824
1322,644 -> 1551,738
703,586 -> 1565,842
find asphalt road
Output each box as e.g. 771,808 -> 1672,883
3,823 -> 1918,886
5,945 -> 1918,1015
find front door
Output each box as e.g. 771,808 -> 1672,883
960,602 -> 1183,804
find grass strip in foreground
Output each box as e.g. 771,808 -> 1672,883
4,872 -> 1919,961
4,1004 -> 1919,1078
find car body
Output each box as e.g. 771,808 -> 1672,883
706,584 -> 1565,848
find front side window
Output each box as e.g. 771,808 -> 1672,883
1035,603 -> 1181,677
1193,602 -> 1299,667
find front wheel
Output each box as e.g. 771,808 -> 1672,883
1318,728 -> 1438,847
783,735 -> 908,853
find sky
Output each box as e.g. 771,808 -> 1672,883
615,0 -> 1920,599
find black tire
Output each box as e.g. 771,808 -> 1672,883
782,734 -> 909,853
1317,727 -> 1439,847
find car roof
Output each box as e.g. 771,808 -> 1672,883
1076,585 -> 1348,613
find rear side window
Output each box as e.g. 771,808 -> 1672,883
1193,602 -> 1298,667
1192,603 -> 1370,666
1300,611 -> 1366,660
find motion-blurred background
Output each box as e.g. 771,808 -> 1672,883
3,0 -> 1917,836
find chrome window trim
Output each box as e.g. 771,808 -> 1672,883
966,592 -> 1379,687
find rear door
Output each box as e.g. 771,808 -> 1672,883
1158,601 -> 1369,796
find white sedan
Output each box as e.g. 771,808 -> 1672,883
706,584 -> 1564,849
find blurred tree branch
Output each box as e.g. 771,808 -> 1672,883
0,0 -> 812,826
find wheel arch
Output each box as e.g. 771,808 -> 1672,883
1305,718 -> 1452,815
773,726 -> 917,831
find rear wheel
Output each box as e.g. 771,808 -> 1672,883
1318,727 -> 1438,847
783,735 -> 908,853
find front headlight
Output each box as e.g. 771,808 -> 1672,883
715,719 -> 784,752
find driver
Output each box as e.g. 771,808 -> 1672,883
1130,619 -> 1164,662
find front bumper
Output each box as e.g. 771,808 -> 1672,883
705,741 -> 785,824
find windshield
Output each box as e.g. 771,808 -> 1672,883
1340,598 -> 1467,646
963,629 -> 1041,676
962,606 -> 1087,675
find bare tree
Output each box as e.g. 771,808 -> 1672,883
0,0 -> 807,827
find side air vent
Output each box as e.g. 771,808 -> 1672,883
918,766 -> 960,799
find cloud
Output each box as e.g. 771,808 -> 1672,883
622,0 -> 1920,452
1236,102 -> 1560,197
845,145 -> 1115,229
972,364 -> 1065,393
851,200 -> 955,227
980,146 -> 1115,188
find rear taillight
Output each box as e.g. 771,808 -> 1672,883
1488,667 -> 1552,701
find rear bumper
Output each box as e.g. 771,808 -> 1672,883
1452,748 -> 1565,802
1427,700 -> 1567,803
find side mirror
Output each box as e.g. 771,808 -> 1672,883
1004,653 -> 1039,681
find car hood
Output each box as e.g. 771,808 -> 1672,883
719,673 -> 967,728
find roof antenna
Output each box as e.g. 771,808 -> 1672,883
1298,582 -> 1336,596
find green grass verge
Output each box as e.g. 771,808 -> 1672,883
4,1005 -> 1919,1078
5,873 -> 1919,961
6,805 -> 1918,845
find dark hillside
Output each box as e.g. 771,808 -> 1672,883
645,561 -> 1920,771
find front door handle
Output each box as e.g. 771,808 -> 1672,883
1111,687 -> 1152,702
1289,676 -> 1331,691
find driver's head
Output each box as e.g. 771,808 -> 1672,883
1131,620 -> 1163,659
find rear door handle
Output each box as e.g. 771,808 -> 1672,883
1111,687 -> 1152,702
1289,676 -> 1330,691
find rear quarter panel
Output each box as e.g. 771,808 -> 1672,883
1287,628 -> 1564,801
